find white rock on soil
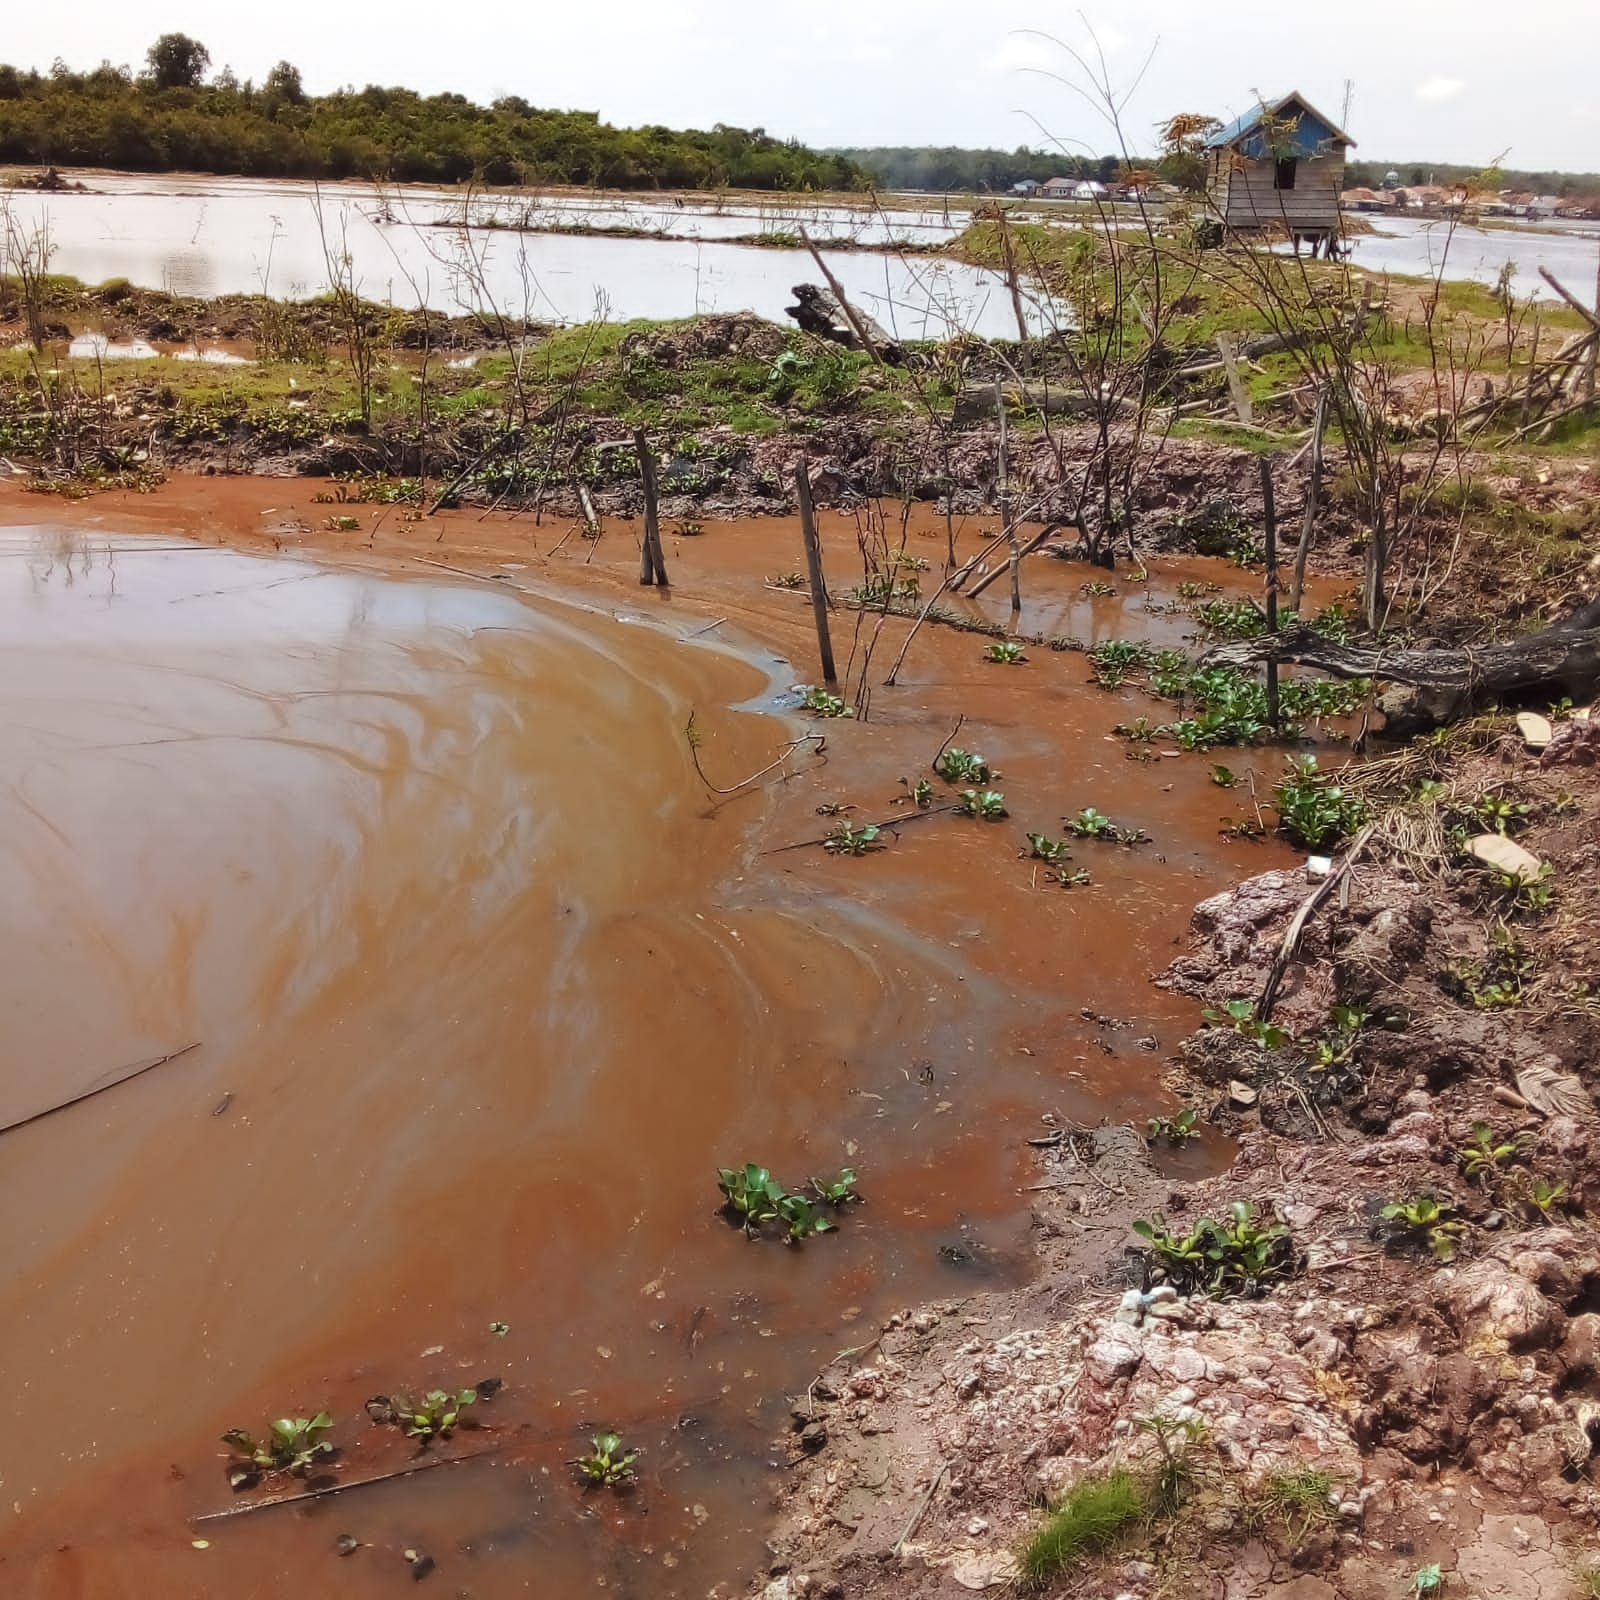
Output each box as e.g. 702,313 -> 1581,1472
1467,833 -> 1545,884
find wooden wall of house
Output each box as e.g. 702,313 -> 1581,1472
1217,152 -> 1345,231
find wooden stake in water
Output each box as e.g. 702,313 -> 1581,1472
1260,456 -> 1280,732
633,429 -> 669,587
995,381 -> 1020,618
794,462 -> 838,686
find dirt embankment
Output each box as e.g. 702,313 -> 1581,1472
753,721 -> 1600,1599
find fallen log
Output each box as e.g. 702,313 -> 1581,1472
784,283 -> 905,364
1201,601 -> 1600,724
952,382 -> 1123,427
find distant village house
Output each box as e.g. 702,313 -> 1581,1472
1204,91 -> 1353,254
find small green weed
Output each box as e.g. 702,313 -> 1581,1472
1381,1195 -> 1467,1261
1446,921 -> 1533,1010
1308,1004 -> 1367,1072
717,1163 -> 854,1244
1133,1201 -> 1295,1298
809,1168 -> 860,1206
1473,793 -> 1532,835
1065,807 -> 1149,844
573,1431 -> 638,1488
1115,716 -> 1157,742
935,747 -> 994,784
1505,1171 -> 1568,1222
222,1413 -> 335,1489
1487,862 -> 1554,915
1457,1122 -> 1525,1187
1146,1108 -> 1199,1144
1018,1469 -> 1144,1590
824,822 -> 882,856
1195,597 -> 1268,639
718,1163 -> 785,1227
1410,1563 -> 1444,1596
794,685 -> 853,718
1274,755 -> 1366,849
1202,998 -> 1292,1050
775,1192 -> 835,1241
770,572 -> 806,589
898,777 -> 934,810
984,641 -> 1027,664
1079,580 -> 1117,597
1253,1467 -> 1338,1542
958,788 -> 1008,819
1065,806 -> 1113,838
382,1389 -> 481,1445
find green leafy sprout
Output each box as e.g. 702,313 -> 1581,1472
794,685 -> 853,718
1066,807 -> 1150,844
809,1167 -> 860,1206
1457,1121 -> 1524,1186
958,788 -> 1008,819
1381,1195 -> 1467,1261
573,1431 -> 638,1488
222,1413 -> 335,1489
1132,1201 -> 1295,1298
934,747 -> 993,784
718,1162 -> 853,1244
824,821 -> 882,856
1273,755 -> 1366,849
983,641 -> 1027,664
1146,1108 -> 1199,1145
1202,998 -> 1292,1051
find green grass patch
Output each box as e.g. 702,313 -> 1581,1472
1019,1469 -> 1145,1590
1247,1467 -> 1340,1542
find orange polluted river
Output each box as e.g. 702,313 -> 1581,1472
0,511 -> 1285,1597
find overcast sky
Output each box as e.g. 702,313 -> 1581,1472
9,1 -> 1597,171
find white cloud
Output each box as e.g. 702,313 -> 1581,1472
982,34 -> 1063,76
1415,76 -> 1467,103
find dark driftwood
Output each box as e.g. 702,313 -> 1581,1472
1201,600 -> 1600,709
785,284 -> 905,364
0,1043 -> 202,1138
952,383 -> 1117,427
192,1444 -> 498,1525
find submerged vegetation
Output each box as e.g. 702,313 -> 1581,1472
716,1162 -> 860,1244
221,1412 -> 334,1489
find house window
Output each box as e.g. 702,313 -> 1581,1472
1274,157 -> 1298,191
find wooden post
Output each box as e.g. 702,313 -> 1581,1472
997,215 -> 1031,361
1587,247 -> 1600,409
1217,333 -> 1254,426
633,429 -> 668,587
1260,457 -> 1280,732
1290,389 -> 1327,614
994,382 -> 1020,617
794,462 -> 837,687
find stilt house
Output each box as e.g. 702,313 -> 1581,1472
1204,92 -> 1353,251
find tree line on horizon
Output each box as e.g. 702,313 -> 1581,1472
0,35 -> 872,191
846,143 -> 1599,202
1,40 -> 1594,202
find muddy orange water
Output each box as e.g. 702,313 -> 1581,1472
0,485 -> 1317,1597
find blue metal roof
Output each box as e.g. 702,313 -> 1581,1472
1204,93 -> 1355,156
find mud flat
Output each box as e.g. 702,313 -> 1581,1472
0,487 -> 1285,1596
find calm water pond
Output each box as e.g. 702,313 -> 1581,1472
1347,215 -> 1599,308
3,174 -> 1042,338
